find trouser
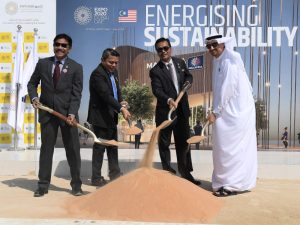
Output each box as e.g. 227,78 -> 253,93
135,135 -> 141,149
38,117 -> 82,189
157,110 -> 193,178
92,126 -> 122,181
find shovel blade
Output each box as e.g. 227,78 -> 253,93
187,135 -> 206,144
123,127 -> 143,135
94,138 -> 119,146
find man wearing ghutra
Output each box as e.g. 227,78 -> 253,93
206,34 -> 257,197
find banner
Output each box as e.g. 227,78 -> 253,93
56,0 -> 300,146
0,0 -> 56,148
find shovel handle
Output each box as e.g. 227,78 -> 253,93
167,89 -> 187,120
201,121 -> 210,136
38,104 -> 78,126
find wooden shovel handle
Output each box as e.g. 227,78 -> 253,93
38,104 -> 78,126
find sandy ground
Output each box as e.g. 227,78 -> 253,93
1,175 -> 300,225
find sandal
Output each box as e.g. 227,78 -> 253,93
213,187 -> 237,197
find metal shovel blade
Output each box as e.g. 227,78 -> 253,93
122,119 -> 143,135
186,121 -> 210,144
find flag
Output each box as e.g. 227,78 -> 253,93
7,30 -> 24,132
16,32 -> 39,133
19,32 -> 38,98
118,9 -> 137,23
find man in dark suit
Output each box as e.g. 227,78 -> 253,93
27,33 -> 83,197
149,37 -> 200,185
87,48 -> 131,186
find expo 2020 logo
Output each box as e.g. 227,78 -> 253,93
74,6 -> 92,25
5,1 -> 18,15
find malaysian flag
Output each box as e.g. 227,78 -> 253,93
118,9 -> 137,22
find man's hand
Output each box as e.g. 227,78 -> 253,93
121,107 -> 131,120
32,98 -> 41,109
66,114 -> 77,126
207,113 -> 216,124
168,98 -> 178,109
120,101 -> 129,109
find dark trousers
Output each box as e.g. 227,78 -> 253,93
157,110 -> 193,179
38,117 -> 82,189
135,135 -> 141,149
92,126 -> 122,181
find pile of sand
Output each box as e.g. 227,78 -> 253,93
67,168 -> 223,224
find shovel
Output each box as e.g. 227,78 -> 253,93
122,118 -> 143,135
187,121 -> 209,144
139,82 -> 192,168
160,81 -> 192,130
37,104 -> 118,146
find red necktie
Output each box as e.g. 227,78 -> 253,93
53,61 -> 61,88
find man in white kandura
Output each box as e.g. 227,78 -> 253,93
206,34 -> 257,197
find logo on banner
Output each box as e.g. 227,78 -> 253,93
94,7 -> 109,24
74,6 -> 92,25
5,1 -> 18,15
187,55 -> 204,70
118,9 -> 137,23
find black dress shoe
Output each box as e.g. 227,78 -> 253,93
164,167 -> 176,175
191,179 -> 202,186
91,176 -> 107,187
71,187 -> 83,196
109,172 -> 123,181
34,188 -> 48,197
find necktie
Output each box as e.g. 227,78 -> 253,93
167,63 -> 179,94
110,74 -> 118,101
53,61 -> 61,88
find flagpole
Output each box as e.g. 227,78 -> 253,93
33,28 -> 38,150
13,25 -> 22,151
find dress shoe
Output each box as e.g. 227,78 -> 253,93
34,188 -> 48,197
91,176 -> 107,187
164,167 -> 176,175
191,179 -> 202,186
109,172 -> 123,181
71,187 -> 83,196
182,174 -> 202,186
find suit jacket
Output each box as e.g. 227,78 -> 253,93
27,56 -> 83,124
149,57 -> 193,124
87,63 -> 123,129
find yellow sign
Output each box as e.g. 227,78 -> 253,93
24,113 -> 35,123
0,113 -> 8,123
0,93 -> 10,104
0,73 -> 11,83
0,133 -> 11,144
38,42 -> 49,53
24,32 -> 34,43
0,32 -> 12,43
23,133 -> 34,144
0,53 -> 12,63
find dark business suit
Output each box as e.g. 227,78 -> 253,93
150,57 -> 194,180
87,63 -> 123,181
27,56 -> 83,190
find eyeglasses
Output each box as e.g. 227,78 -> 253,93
206,42 -> 219,50
54,42 -> 69,48
156,46 -> 170,53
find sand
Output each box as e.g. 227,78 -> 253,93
66,119 -> 223,224
1,176 -> 300,224
67,168 -> 223,224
